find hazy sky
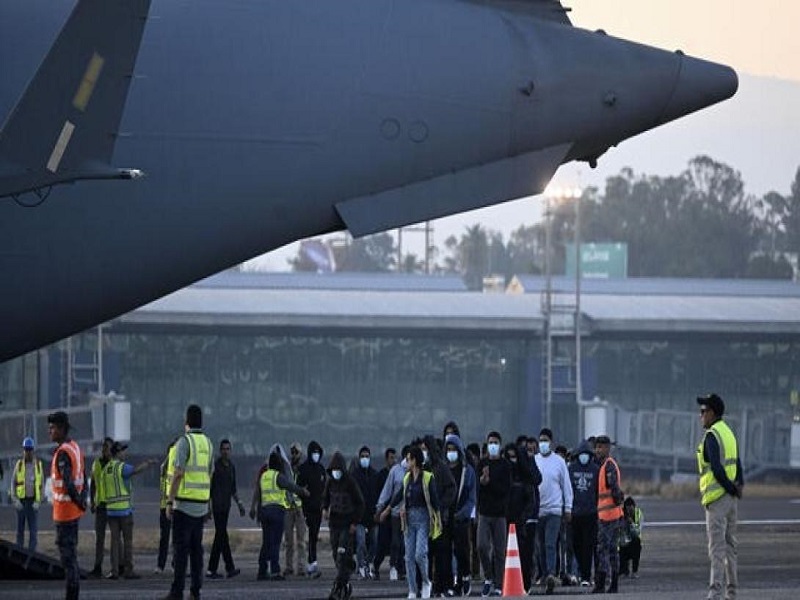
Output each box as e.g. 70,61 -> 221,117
249,1 -> 799,271
571,0 -> 800,82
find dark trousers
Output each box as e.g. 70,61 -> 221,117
477,514 -> 507,584
572,513 -> 597,582
596,518 -> 622,577
157,508 -> 172,570
108,514 -> 134,576
56,519 -> 80,600
390,515 -> 406,575
443,519 -> 471,592
93,505 -> 108,571
330,526 -> 355,585
170,509 -> 205,597
373,518 -> 392,571
469,518 -> 480,578
208,509 -> 235,574
259,504 -> 285,576
520,521 -> 537,591
16,498 -> 38,552
305,510 -> 322,564
619,538 -> 641,575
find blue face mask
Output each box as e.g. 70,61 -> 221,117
331,470 -> 342,480
539,441 -> 551,455
359,457 -> 370,469
311,452 -> 320,463
487,443 -> 500,457
446,451 -> 459,463
578,453 -> 590,465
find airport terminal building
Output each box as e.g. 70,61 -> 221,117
2,272 -> 799,475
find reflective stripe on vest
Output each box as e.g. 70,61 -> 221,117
103,460 -> 131,511
260,469 -> 289,508
51,440 -> 86,523
14,459 -> 43,502
697,420 -> 738,507
597,457 -> 623,522
177,432 -> 211,503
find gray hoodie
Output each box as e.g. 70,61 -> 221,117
375,460 -> 408,518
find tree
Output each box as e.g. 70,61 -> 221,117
333,232 -> 396,272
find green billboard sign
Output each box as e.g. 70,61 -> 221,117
565,242 -> 628,279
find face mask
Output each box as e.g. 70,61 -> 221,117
578,453 -> 590,465
311,452 -> 320,463
539,441 -> 551,455
422,450 -> 429,463
487,443 -> 500,457
401,458 -> 408,470
446,451 -> 458,463
359,457 -> 370,469
331,470 -> 342,480
509,456 -> 518,464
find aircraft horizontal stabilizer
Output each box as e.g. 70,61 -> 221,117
335,143 -> 570,237
0,0 -> 151,200
461,0 -> 572,25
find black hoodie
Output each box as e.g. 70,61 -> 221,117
323,452 -> 365,529
297,441 -> 327,514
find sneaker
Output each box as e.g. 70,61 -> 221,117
421,581 -> 432,599
153,567 -> 165,575
369,564 -> 377,580
461,577 -> 472,596
206,571 -> 223,580
272,573 -> 286,581
389,567 -> 399,581
226,568 -> 241,579
358,566 -> 368,580
105,572 -> 118,580
491,587 -> 502,596
545,574 -> 555,595
580,579 -> 591,587
408,593 -> 417,599
481,580 -> 492,597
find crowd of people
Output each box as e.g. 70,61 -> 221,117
7,391 -> 743,600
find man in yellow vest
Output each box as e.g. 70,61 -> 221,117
9,436 -> 44,552
697,393 -> 743,600
88,436 -> 113,578
162,404 -> 213,600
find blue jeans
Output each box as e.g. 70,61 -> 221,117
404,507 -> 431,595
17,498 -> 38,552
538,514 -> 562,577
259,504 -> 286,576
355,523 -> 377,570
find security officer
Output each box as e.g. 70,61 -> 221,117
88,437 -> 113,577
10,436 -> 44,552
697,393 -> 743,600
162,404 -> 213,600
593,435 -> 623,595
48,411 -> 87,600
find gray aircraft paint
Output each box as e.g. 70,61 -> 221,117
0,0 -> 737,361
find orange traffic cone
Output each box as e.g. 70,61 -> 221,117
502,523 -> 525,597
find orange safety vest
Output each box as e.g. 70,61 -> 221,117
51,439 -> 86,523
597,457 -> 623,522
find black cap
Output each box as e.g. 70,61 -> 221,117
47,411 -> 70,427
697,393 -> 725,417
595,435 -> 612,445
111,442 -> 129,456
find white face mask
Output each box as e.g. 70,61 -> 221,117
509,456 -> 518,464
487,443 -> 500,457
539,441 -> 551,455
311,452 -> 320,463
578,453 -> 590,465
359,457 -> 370,469
331,470 -> 342,480
422,450 -> 429,463
446,450 -> 458,463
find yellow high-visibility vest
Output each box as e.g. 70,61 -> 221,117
176,432 -> 211,503
160,445 -> 177,510
697,420 -> 738,507
91,457 -> 108,505
103,460 -> 131,512
13,459 -> 43,502
260,469 -> 289,508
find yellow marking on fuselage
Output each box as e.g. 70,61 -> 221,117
73,52 -> 105,111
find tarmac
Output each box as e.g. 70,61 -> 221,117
1,495 -> 799,599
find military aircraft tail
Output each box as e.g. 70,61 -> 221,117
0,0 -> 151,200
462,0 -> 573,25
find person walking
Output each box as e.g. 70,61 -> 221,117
593,435 -> 624,595
162,404 -> 213,600
250,451 -> 309,580
282,441 -> 307,577
103,441 -> 157,579
155,437 -> 179,574
477,430 -> 511,597
697,393 -> 743,600
351,445 -> 379,580
297,440 -> 327,578
48,411 -> 87,600
372,446 -> 396,579
206,439 -> 245,580
323,451 -> 365,600
535,428 -> 573,596
88,437 -> 113,578
568,439 -> 599,587
619,496 -> 643,578
9,436 -> 45,552
444,434 -> 477,596
375,444 -> 410,582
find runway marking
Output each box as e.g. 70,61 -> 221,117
648,519 -> 800,527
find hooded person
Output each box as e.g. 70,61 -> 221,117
444,433 -> 477,596
283,441 -> 307,576
322,451 -> 365,600
351,445 -> 379,578
568,440 -> 599,586
375,444 -> 411,582
297,440 -> 327,578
